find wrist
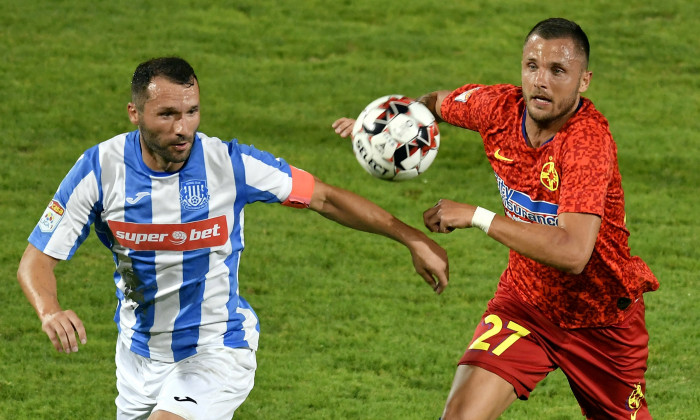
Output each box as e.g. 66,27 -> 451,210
472,207 -> 496,234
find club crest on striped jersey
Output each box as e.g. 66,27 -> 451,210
180,180 -> 210,210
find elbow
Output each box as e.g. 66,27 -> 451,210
559,254 -> 591,275
17,253 -> 30,284
563,264 -> 586,276
547,241 -> 592,274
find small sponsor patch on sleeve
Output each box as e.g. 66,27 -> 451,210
39,199 -> 65,233
282,166 -> 315,208
454,87 -> 480,103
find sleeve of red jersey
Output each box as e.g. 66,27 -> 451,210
281,166 -> 315,209
440,84 -> 487,131
557,120 -> 615,216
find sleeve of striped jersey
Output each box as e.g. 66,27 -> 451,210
281,166 -> 315,208
232,140 -> 315,207
28,151 -> 101,260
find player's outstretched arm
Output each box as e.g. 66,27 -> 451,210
309,179 -> 449,294
423,199 -> 600,274
17,244 -> 87,353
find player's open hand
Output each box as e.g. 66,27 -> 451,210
41,310 -> 87,354
424,199 -> 476,233
332,118 -> 356,139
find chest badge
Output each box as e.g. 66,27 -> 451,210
180,180 -> 210,211
540,158 -> 559,192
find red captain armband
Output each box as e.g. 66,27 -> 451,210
282,166 -> 315,209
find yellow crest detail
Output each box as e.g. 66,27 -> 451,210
626,383 -> 645,419
540,161 -> 559,192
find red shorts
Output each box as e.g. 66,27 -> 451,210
459,292 -> 650,419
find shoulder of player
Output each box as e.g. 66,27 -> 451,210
196,132 -> 244,152
443,84 -> 520,119
195,131 -> 221,143
563,99 -> 613,138
88,131 -> 135,162
465,83 -> 520,100
66,132 -> 130,170
577,97 -> 610,124
555,107 -> 616,160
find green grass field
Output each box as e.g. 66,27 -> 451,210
1,0 -> 699,418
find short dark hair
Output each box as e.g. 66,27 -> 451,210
525,18 -> 590,67
131,57 -> 198,110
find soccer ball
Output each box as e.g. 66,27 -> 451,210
351,95 -> 440,181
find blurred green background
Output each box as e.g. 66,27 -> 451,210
1,1 -> 698,418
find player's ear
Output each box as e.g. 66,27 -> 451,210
579,70 -> 592,93
127,102 -> 139,125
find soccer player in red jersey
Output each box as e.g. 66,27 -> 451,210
333,17 -> 658,420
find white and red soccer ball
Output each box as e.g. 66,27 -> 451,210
352,95 -> 440,181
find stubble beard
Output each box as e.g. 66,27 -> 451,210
139,126 -> 193,166
526,92 -> 579,127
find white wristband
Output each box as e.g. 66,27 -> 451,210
472,207 -> 496,234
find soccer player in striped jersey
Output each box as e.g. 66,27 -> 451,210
17,57 -> 449,420
334,18 -> 658,420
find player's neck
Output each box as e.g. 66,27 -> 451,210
523,109 -> 576,148
524,121 -> 559,148
523,99 -> 582,148
139,135 -> 186,173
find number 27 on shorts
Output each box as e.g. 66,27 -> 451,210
468,314 -> 531,356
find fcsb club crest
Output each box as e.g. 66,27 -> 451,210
540,159 -> 559,192
180,180 -> 210,211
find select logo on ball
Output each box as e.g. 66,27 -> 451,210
354,138 -> 391,178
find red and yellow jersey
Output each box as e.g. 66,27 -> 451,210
441,84 -> 659,328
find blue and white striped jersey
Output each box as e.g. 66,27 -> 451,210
29,130 -> 312,362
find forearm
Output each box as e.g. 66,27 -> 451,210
18,244 -> 87,353
417,90 -> 451,122
17,244 -> 63,319
312,183 -> 424,246
487,215 -> 593,274
425,200 -> 599,274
